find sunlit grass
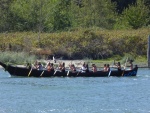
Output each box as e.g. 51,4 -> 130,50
0,52 -> 37,65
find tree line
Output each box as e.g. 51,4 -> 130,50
0,0 -> 150,33
0,0 -> 150,60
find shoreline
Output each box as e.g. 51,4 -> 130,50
0,60 -> 149,69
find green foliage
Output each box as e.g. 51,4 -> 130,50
1,0 -> 150,32
0,0 -> 13,32
121,53 -> 135,64
0,52 -> 37,64
70,0 -> 117,29
112,0 -> 136,14
115,0 -> 150,29
0,0 -> 150,60
0,28 -> 149,60
53,0 -> 72,31
0,0 -> 118,32
10,0 -> 58,32
144,0 -> 150,9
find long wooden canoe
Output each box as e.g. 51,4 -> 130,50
0,62 -> 138,77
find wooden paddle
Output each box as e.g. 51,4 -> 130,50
108,70 -> 111,77
53,62 -> 61,75
76,71 -> 80,76
76,61 -> 84,76
40,62 -> 50,77
67,70 -> 70,76
107,60 -> 114,77
53,66 -> 59,75
122,57 -> 128,76
28,68 -> 32,77
39,71 -> 43,77
53,70 -> 57,75
27,63 -> 33,77
76,62 -> 85,76
67,61 -> 73,77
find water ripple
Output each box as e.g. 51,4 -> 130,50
0,68 -> 150,113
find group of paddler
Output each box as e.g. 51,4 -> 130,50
26,59 -> 134,74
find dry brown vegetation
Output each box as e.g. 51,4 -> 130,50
0,28 -> 149,60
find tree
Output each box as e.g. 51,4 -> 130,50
10,0 -> 59,32
70,0 -> 117,29
115,0 -> 150,29
53,0 -> 72,31
144,0 -> 150,8
111,0 -> 136,13
144,0 -> 150,25
0,0 -> 13,32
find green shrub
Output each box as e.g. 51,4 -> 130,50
0,28 -> 149,60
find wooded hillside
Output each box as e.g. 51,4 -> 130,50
0,0 -> 150,60
0,0 -> 150,32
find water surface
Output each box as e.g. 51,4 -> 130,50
0,68 -> 150,113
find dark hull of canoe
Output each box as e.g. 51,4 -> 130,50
0,62 -> 138,77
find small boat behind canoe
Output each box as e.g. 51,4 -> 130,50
0,61 -> 138,77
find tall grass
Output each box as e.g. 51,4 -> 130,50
0,52 -> 37,65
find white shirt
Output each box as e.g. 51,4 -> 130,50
81,66 -> 87,73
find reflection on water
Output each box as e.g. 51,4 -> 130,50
0,68 -> 150,113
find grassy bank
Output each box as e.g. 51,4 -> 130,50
87,55 -> 147,68
0,51 -> 148,68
